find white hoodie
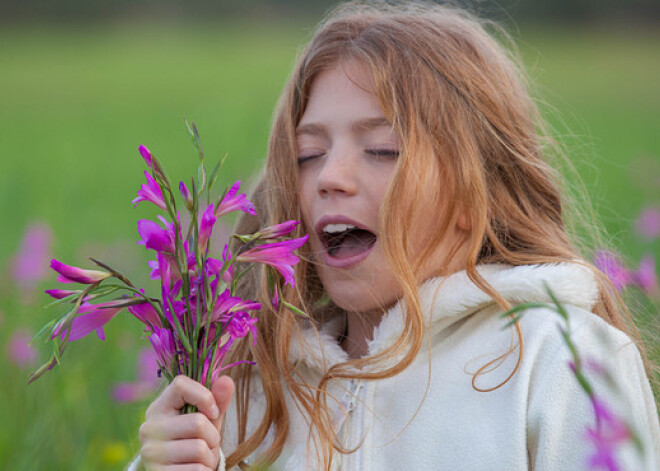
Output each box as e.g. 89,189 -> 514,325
131,263 -> 660,470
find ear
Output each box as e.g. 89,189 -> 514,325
456,212 -> 471,232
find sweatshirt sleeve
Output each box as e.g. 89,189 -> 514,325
526,308 -> 660,470
125,448 -> 226,471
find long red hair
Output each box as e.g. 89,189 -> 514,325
223,2 -> 648,468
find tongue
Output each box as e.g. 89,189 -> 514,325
332,230 -> 376,258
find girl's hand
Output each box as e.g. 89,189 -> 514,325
138,375 -> 235,471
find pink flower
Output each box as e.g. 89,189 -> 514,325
128,300 -> 162,331
635,207 -> 660,240
632,255 -> 658,297
237,236 -> 308,287
179,182 -> 193,210
137,215 -> 176,254
585,398 -> 631,471
7,330 -> 37,368
271,283 -> 280,309
222,311 -> 258,343
149,327 -> 177,373
215,181 -> 256,218
138,145 -> 153,166
112,348 -> 160,403
593,250 -> 632,291
198,204 -> 217,250
50,259 -> 111,285
258,220 -> 300,239
52,300 -> 126,341
11,223 -> 52,299
214,295 -> 261,319
45,289 -> 82,300
132,171 -> 167,211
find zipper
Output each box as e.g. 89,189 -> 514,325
338,378 -> 364,470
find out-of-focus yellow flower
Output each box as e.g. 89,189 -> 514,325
102,441 -> 128,465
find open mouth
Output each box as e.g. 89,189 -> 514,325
320,223 -> 378,259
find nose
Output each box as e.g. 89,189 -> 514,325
316,144 -> 359,197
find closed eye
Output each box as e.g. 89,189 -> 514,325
297,153 -> 324,166
366,149 -> 400,158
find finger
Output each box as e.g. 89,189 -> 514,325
147,375 -> 220,420
210,375 -> 235,432
140,413 -> 220,450
149,466 -> 213,471
142,438 -> 217,469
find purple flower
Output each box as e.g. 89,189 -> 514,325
222,311 -> 258,342
258,220 -> 300,239
52,300 -> 125,341
50,259 -> 111,285
179,182 -> 193,210
132,171 -> 167,211
198,204 -> 217,250
128,300 -> 162,331
138,145 -> 153,166
149,327 -> 177,372
632,255 -> 658,297
215,181 -> 256,218
237,235 -> 309,287
147,260 -> 160,280
7,330 -> 37,368
585,398 -> 631,471
137,216 -> 176,254
271,284 -> 280,309
635,207 -> 660,240
11,223 -> 52,297
593,250 -> 632,291
211,289 -> 245,321
45,289 -> 82,300
112,348 -> 160,403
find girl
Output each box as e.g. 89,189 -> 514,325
131,1 -> 660,469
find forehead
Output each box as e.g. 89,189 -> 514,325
297,63 -> 391,135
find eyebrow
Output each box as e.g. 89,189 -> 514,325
295,117 -> 393,137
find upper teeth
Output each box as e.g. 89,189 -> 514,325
323,223 -> 356,234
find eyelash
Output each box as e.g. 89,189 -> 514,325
297,149 -> 400,165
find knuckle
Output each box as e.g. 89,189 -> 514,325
191,439 -> 208,458
172,375 -> 187,390
140,442 -> 155,461
138,422 -> 148,442
190,413 -> 207,433
209,429 -> 221,448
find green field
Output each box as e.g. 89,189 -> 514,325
0,20 -> 658,469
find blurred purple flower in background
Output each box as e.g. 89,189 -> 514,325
632,255 -> 659,297
11,222 -> 52,302
112,348 -> 160,403
594,250 -> 632,291
635,207 -> 660,240
6,329 -> 37,368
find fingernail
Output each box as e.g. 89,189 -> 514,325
211,404 -> 220,419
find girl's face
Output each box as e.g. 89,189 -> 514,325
296,62 -> 467,314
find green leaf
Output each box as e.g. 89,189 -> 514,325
207,156 -> 226,192
282,300 -> 310,318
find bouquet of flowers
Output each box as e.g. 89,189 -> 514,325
29,122 -> 308,405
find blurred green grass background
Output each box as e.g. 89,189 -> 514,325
0,20 -> 658,470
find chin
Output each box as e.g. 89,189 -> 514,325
324,279 -> 401,314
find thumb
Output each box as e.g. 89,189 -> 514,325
211,375 -> 235,433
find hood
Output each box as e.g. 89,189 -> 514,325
290,262 -> 599,372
